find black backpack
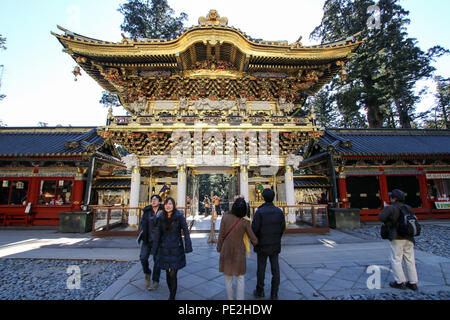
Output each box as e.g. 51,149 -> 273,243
396,205 -> 421,238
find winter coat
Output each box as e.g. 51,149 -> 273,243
138,205 -> 161,244
151,210 -> 193,270
378,201 -> 415,244
251,202 -> 286,255
217,212 -> 258,276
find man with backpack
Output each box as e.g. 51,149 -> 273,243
378,189 -> 420,291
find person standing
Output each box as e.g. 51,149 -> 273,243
138,195 -> 162,290
203,195 -> 210,217
214,195 -> 221,216
217,198 -> 258,300
378,189 -> 419,290
251,188 -> 286,300
151,197 -> 193,300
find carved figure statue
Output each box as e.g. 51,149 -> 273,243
255,183 -> 264,202
159,183 -> 171,201
198,9 -> 228,26
179,96 -> 189,111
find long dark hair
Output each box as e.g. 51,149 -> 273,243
162,197 -> 177,230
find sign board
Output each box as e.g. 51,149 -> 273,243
426,173 -> 450,179
435,202 -> 450,209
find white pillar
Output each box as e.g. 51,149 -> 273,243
240,165 -> 249,202
129,166 -> 141,227
285,165 -> 296,224
177,165 -> 187,210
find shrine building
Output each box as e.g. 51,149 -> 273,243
51,10 -> 361,228
300,128 -> 450,221
0,127 -> 124,226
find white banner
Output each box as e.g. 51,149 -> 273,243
426,173 -> 450,180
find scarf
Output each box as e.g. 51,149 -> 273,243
243,216 -> 251,257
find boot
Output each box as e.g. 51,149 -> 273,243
148,281 -> 159,291
145,274 -> 150,289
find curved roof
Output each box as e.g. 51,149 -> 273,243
52,20 -> 362,61
0,127 -> 110,157
51,10 -> 363,112
318,129 -> 450,157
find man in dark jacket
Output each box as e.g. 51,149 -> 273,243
251,188 -> 286,299
378,189 -> 419,291
138,195 -> 162,290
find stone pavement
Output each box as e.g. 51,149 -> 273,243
95,230 -> 450,300
0,225 -> 449,300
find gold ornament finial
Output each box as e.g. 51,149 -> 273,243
198,10 -> 228,26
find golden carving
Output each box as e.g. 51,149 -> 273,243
198,10 -> 228,26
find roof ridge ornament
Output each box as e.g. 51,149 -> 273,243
198,10 -> 228,26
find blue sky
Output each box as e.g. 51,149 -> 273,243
0,0 -> 449,127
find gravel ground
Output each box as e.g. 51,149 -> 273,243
0,223 -> 448,300
330,222 -> 450,300
0,259 -> 135,300
343,223 -> 450,259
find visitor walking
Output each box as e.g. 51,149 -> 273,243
217,198 -> 258,300
138,195 -> 163,291
378,189 -> 419,290
214,195 -> 222,216
252,188 -> 286,300
151,197 -> 193,300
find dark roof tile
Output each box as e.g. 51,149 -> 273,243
0,127 -> 105,157
319,129 -> 450,156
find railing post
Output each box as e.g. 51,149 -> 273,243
312,206 -> 317,228
92,209 -> 97,236
106,208 -> 111,232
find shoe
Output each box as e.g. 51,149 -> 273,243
270,294 -> 278,300
253,289 -> 265,298
145,274 -> 150,288
406,282 -> 418,291
389,281 -> 406,290
148,281 -> 159,291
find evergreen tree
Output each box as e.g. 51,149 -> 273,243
100,1 -> 188,112
99,91 -> 121,109
118,0 -> 187,40
424,76 -> 450,129
311,0 -> 447,128
0,34 -> 6,50
304,85 -> 340,128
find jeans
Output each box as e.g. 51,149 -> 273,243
256,252 -> 280,297
139,242 -> 161,283
390,240 -> 418,284
224,275 -> 245,300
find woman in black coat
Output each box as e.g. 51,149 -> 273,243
151,197 -> 193,300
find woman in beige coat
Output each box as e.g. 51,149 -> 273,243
217,198 -> 258,300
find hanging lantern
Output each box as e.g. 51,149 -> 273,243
72,66 -> 82,81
